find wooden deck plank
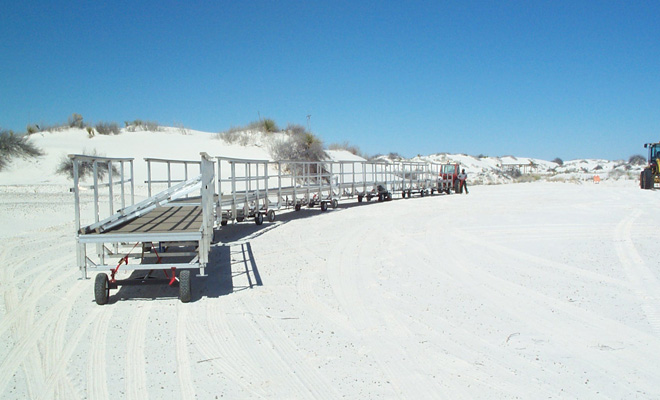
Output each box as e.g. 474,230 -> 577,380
109,206 -> 203,234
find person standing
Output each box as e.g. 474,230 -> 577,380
458,169 -> 468,194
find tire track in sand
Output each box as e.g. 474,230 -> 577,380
87,307 -> 115,400
615,209 -> 660,335
126,303 -> 152,400
0,276 -> 88,396
175,302 -> 195,400
325,224 -> 446,399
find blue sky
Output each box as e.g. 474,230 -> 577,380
1,1 -> 659,160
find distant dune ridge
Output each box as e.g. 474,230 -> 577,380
0,126 -> 641,186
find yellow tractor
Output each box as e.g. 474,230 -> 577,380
640,141 -> 660,189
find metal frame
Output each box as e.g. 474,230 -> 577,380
71,153 -> 215,302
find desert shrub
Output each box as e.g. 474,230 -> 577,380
328,141 -> 365,158
0,129 -> 44,171
285,123 -> 306,135
56,150 -> 119,180
271,131 -> 326,162
504,168 -> 522,179
95,121 -> 120,135
218,129 -> 240,144
244,118 -> 279,133
552,157 -> 564,166
68,113 -> 84,129
629,154 -> 646,165
174,123 -> 189,135
124,119 -> 161,132
594,165 -> 603,170
262,118 -> 278,133
26,124 -> 39,134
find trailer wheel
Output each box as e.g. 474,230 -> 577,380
366,194 -> 372,202
295,203 -> 301,211
267,209 -> 276,222
332,199 -> 338,209
236,217 -> 244,222
378,193 -> 383,202
220,220 -> 228,226
431,188 -> 435,195
420,190 -> 425,197
407,190 -> 412,198
321,201 -> 328,211
179,270 -> 191,303
358,195 -> 363,203
94,273 -> 110,305
401,191 -> 406,199
255,212 -> 264,225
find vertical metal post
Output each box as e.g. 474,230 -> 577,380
147,159 -> 152,198
120,161 -> 126,210
167,162 -> 172,188
108,160 -> 114,218
130,160 -> 135,205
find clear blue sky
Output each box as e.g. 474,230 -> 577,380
1,1 -> 659,160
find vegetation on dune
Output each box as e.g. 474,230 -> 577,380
628,154 -> 646,165
124,119 -> 161,132
0,129 -> 44,171
328,141 -> 366,159
56,149 -> 119,180
94,121 -> 121,135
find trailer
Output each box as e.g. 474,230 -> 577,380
71,153 -> 215,304
399,161 -> 438,198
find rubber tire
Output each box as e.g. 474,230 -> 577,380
378,193 -> 383,202
267,209 -> 276,222
321,201 -> 328,211
421,190 -> 425,197
295,203 -> 301,211
332,199 -> 338,209
255,213 -> 264,225
220,220 -> 228,226
641,169 -> 653,189
408,190 -> 412,198
179,270 -> 191,303
402,191 -> 406,199
236,217 -> 244,222
431,188 -> 435,195
94,273 -> 110,305
358,195 -> 363,203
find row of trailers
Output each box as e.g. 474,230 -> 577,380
71,153 -> 463,304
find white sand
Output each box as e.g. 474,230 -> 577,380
0,129 -> 658,398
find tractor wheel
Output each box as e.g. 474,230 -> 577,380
321,201 -> 328,211
332,199 -> 338,209
94,273 -> 110,305
255,213 -> 264,225
267,209 -> 276,222
641,169 -> 653,189
179,270 -> 191,303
